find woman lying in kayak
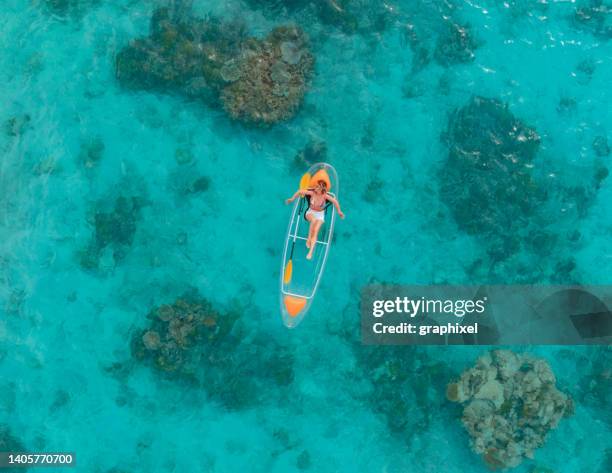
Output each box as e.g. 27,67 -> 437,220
285,180 -> 345,260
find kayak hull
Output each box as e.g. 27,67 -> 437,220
280,163 -> 339,328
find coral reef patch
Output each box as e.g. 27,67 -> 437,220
447,350 -> 574,470
131,291 -> 294,409
292,140 -> 327,171
434,21 -> 478,66
578,346 -> 611,425
246,0 -> 395,36
400,2 -> 479,74
221,26 -> 314,125
79,196 -> 144,272
4,114 -> 31,138
438,96 -> 542,259
0,426 -> 27,472
42,0 -> 101,19
356,345 -> 456,443
78,136 -> 105,168
116,8 -> 314,125
167,164 -> 211,197
116,8 -> 244,99
439,96 -> 608,278
592,135 -> 610,157
572,1 -> 612,39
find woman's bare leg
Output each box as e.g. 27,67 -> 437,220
305,214 -> 315,248
306,220 -> 323,260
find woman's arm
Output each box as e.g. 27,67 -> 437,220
285,189 -> 311,204
326,195 -> 345,218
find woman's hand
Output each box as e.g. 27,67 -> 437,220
338,211 -> 345,219
285,198 -> 293,205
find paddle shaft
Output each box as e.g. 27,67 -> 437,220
288,197 -> 304,260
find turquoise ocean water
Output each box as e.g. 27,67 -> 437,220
1,0 -> 611,472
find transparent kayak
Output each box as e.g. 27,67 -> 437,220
280,163 -> 339,328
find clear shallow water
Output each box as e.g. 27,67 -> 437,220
0,1 -> 610,472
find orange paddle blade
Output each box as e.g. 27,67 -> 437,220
299,173 -> 311,190
283,260 -> 293,284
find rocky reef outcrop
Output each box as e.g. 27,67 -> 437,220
131,291 -> 294,409
447,350 -> 574,470
116,8 -> 314,125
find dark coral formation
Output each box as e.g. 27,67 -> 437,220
131,292 -> 294,409
593,135 -> 610,157
247,0 -> 395,36
557,96 -> 577,114
296,450 -> 311,470
572,1 -> 612,39
438,97 -> 608,278
315,0 -> 394,35
43,0 -> 100,18
4,114 -> 31,137
439,96 -> 542,261
402,24 -> 431,73
0,426 -> 27,472
434,21 -> 478,66
355,346 -> 455,443
80,196 -> 144,271
447,351 -> 574,470
500,0 -> 550,19
132,296 -> 234,373
116,8 -> 314,125
578,346 -> 611,424
78,136 -> 105,168
93,196 -> 142,253
400,0 -> 479,74
292,140 -> 327,171
599,448 -> 612,473
575,58 -> 597,84
167,164 -> 211,197
116,8 -> 244,100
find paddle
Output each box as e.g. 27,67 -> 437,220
283,172 -> 311,284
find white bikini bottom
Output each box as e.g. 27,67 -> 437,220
306,208 -> 325,222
